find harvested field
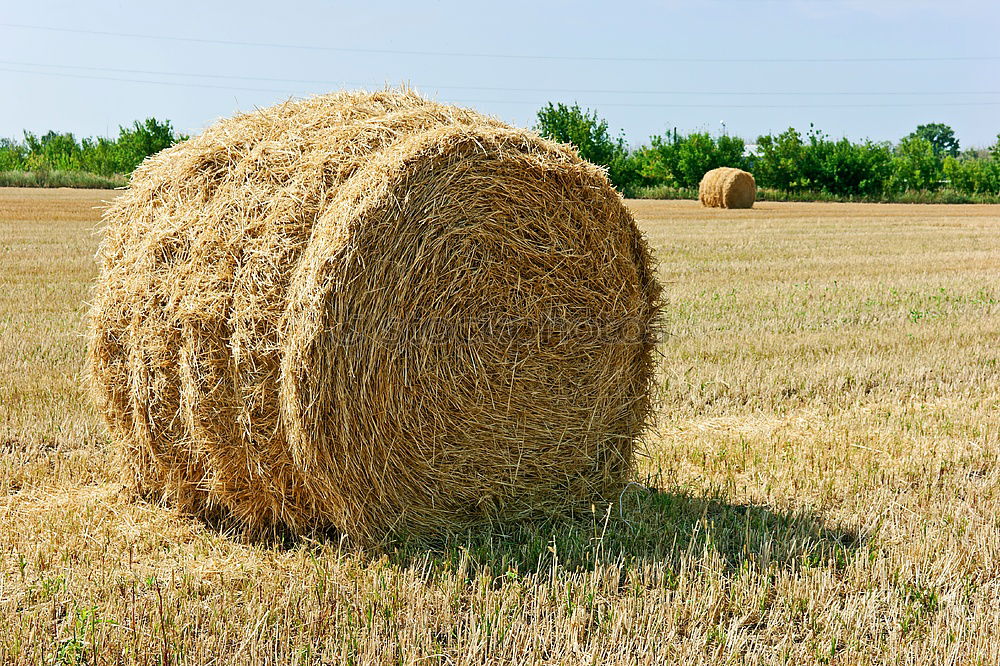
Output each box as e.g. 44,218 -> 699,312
2,188 -> 999,664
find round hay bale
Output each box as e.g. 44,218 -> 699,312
87,90 -> 660,543
698,167 -> 756,209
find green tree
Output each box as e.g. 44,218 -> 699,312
891,136 -> 942,191
905,123 -> 959,158
632,142 -> 671,184
676,133 -> 746,187
673,132 -> 717,187
23,131 -> 82,171
113,118 -> 181,174
0,138 -> 27,171
715,135 -> 746,168
754,128 -> 805,190
78,137 -> 124,177
794,126 -> 893,197
1,117 -> 183,178
641,131 -> 745,188
643,134 -> 679,184
534,103 -> 640,192
943,155 -> 1000,194
825,138 -> 893,197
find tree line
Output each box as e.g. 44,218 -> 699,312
0,118 -> 183,181
2,108 -> 999,200
535,103 -> 1000,201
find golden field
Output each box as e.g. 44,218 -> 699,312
1,187 -> 998,664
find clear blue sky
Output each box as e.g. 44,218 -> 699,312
4,0 -> 999,149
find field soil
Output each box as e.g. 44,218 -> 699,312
2,187 -> 999,664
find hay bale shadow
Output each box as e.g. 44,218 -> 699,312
379,485 -> 863,577
187,485 -> 862,580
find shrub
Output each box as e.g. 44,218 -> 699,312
642,132 -> 746,188
0,118 -> 184,181
754,128 -> 805,191
793,127 -> 893,197
534,103 -> 644,193
0,139 -> 27,171
943,156 -> 1000,194
905,123 -> 960,158
891,136 -> 943,192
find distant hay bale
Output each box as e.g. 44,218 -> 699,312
699,167 -> 756,209
87,90 -> 661,544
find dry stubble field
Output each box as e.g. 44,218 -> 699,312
1,187 -> 998,665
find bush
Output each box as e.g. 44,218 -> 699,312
793,127 -> 894,197
0,139 -> 27,171
0,118 -> 184,183
534,103 -> 645,193
890,136 -> 943,192
905,123 -> 960,158
754,128 -> 805,191
943,156 -> 1000,194
113,118 -> 179,174
641,132 -> 746,188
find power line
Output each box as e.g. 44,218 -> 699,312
0,60 -> 362,90
2,22 -> 999,64
4,59 -> 1000,97
0,67 -> 298,95
5,66 -> 1000,109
